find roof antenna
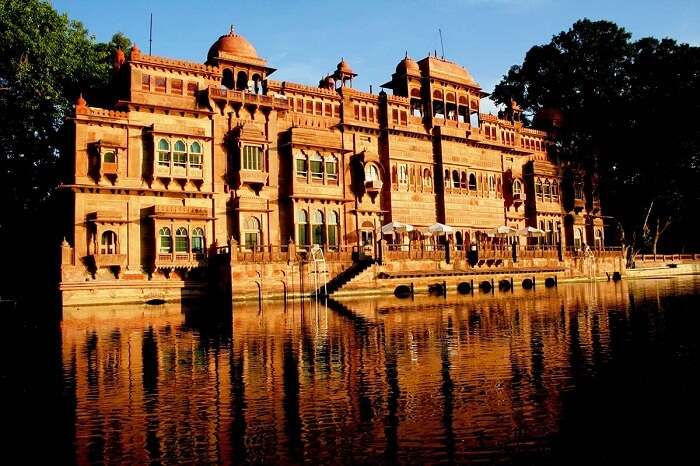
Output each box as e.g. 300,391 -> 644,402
439,28 -> 445,58
148,13 -> 153,55
230,24 -> 235,34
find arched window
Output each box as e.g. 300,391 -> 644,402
310,153 -> 323,180
222,69 -> 234,89
175,227 -> 188,253
423,168 -> 432,188
312,210 -> 324,245
244,217 -> 261,250
468,173 -> 477,191
535,179 -> 543,198
391,165 -> 398,184
513,179 -> 522,197
236,71 -> 248,91
365,163 -> 380,182
173,140 -> 187,168
488,174 -> 496,192
327,211 -> 339,248
398,165 -> 407,185
296,153 -> 307,178
574,228 -> 583,250
251,74 -> 262,94
100,230 -> 117,254
157,139 -> 170,167
460,171 -> 467,189
444,169 -> 450,188
191,227 -> 205,254
594,229 -> 603,249
452,170 -> 459,188
159,227 -> 172,253
325,156 -> 338,181
547,221 -> 554,245
575,181 -> 585,200
552,181 -> 559,199
543,180 -> 551,199
189,142 -> 203,169
297,209 -> 308,246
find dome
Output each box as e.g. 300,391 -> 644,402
208,30 -> 258,60
396,55 -> 419,75
337,59 -> 354,75
534,107 -> 565,129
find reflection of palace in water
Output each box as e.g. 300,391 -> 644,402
58,278 -> 684,464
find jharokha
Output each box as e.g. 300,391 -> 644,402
59,28 -> 619,305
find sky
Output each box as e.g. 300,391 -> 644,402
52,0 -> 700,113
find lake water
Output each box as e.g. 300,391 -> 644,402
13,277 -> 700,464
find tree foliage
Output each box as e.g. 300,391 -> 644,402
493,19 -> 700,253
0,0 -> 130,297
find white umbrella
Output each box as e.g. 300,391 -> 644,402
488,225 -> 517,237
517,226 -> 546,237
428,223 -> 454,235
381,221 -> 414,235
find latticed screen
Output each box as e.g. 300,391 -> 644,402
242,146 -> 263,170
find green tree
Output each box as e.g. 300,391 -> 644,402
493,19 -> 700,254
0,0 -> 130,299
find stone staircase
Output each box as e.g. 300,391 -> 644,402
317,259 -> 374,296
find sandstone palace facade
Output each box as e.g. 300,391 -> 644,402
59,29 -> 605,296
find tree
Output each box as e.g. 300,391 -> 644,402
493,19 -> 700,254
0,0 -> 130,299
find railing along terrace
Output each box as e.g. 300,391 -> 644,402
635,252 -> 700,262
564,246 -> 623,258
230,244 -> 356,263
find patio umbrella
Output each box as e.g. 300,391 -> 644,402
488,225 -> 517,237
381,221 -> 414,235
517,226 -> 546,237
427,223 -> 454,235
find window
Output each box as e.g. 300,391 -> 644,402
513,179 -> 522,196
452,170 -> 459,189
543,180 -> 551,200
325,156 -> 338,181
171,79 -> 183,95
306,100 -> 313,114
488,174 -> 496,192
423,168 -> 432,188
175,227 -> 188,253
141,75 -> 150,91
552,181 -> 559,200
297,209 -> 308,246
547,221 -> 554,245
366,164 -> 380,182
173,140 -> 187,168
398,164 -> 408,185
155,77 -> 166,93
100,231 -> 117,254
444,169 -> 450,188
536,179 -> 543,198
312,210 -> 324,245
594,229 -> 603,248
296,153 -> 307,178
244,217 -> 261,250
575,181 -> 585,200
310,153 -> 323,180
159,227 -> 172,253
103,151 -> 116,163
191,227 -> 205,254
325,103 -> 332,116
189,142 -> 203,169
468,173 -> 477,191
574,228 -> 583,250
242,145 -> 263,171
315,101 -> 322,115
187,82 -> 198,96
157,139 -> 170,167
327,211 -> 339,248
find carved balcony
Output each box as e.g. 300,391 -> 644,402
155,252 -> 207,269
90,253 -> 127,268
236,169 -> 268,187
512,192 -> 526,205
365,179 -> 383,192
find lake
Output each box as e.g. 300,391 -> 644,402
13,277 -> 700,464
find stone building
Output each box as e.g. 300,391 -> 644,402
59,28 -> 604,292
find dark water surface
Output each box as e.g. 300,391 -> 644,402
11,277 -> 700,464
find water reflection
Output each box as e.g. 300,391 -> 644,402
57,277 -> 700,464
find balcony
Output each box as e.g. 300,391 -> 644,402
155,252 -> 206,269
89,253 -> 127,268
574,198 -> 586,212
365,179 -> 383,192
513,192 -> 526,205
236,169 -> 268,186
102,162 -> 118,175
208,86 -> 288,110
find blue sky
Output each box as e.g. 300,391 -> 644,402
53,0 -> 700,112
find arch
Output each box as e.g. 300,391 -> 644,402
327,211 -> 339,248
191,227 -> 205,254
444,169 -> 450,188
251,73 -> 262,94
103,151 -> 116,163
433,89 -> 443,100
391,165 -> 398,184
100,230 -> 117,254
460,171 -> 467,189
410,88 -> 421,98
452,170 -> 460,188
222,68 -> 234,89
488,174 -> 495,192
422,168 -> 432,188
468,173 -> 477,191
173,140 -> 187,167
244,216 -> 262,250
513,179 -> 522,196
458,95 -> 468,105
189,141 -> 202,168
365,163 -> 380,182
157,139 -> 170,167
295,152 -> 308,178
312,210 -> 324,245
446,92 -> 456,102
325,155 -> 338,181
543,179 -> 551,199
296,209 -> 309,246
236,71 -> 248,91
455,231 -> 463,250
175,227 -> 189,252
159,227 -> 172,253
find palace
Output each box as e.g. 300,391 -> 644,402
59,28 -> 606,301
